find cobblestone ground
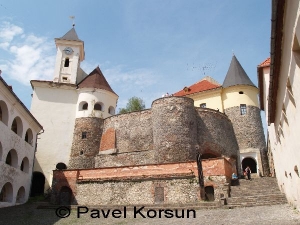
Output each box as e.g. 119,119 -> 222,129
0,203 -> 299,225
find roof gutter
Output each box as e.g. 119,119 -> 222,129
268,0 -> 285,125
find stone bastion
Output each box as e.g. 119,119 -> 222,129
90,96 -> 239,168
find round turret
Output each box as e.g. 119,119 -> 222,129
152,97 -> 198,163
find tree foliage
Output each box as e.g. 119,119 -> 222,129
118,96 -> 145,114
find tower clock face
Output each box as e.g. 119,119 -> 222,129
63,47 -> 74,55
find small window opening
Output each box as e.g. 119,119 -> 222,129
62,77 -> 68,81
239,91 -> 244,94
82,103 -> 88,110
94,103 -> 102,111
108,106 -> 115,115
240,104 -> 247,115
82,132 -> 87,139
200,103 -> 206,108
80,151 -> 83,155
64,58 -> 70,67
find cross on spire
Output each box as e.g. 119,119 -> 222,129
70,16 -> 75,27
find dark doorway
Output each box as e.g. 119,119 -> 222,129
30,172 -> 45,197
205,186 -> 214,201
242,157 -> 257,173
59,186 -> 72,205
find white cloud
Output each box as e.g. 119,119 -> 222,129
0,21 -> 55,85
103,65 -> 156,90
0,22 -> 23,43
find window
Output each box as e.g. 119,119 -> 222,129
82,103 -> 88,110
239,91 -> 244,94
11,117 -> 23,137
82,132 -> 87,139
20,157 -> 29,173
64,58 -> 70,67
11,119 -> 17,134
25,129 -> 33,144
5,149 -> 18,168
240,104 -> 247,115
94,103 -> 102,111
108,106 -> 115,115
56,163 -> 67,170
200,103 -> 206,108
62,77 -> 68,82
5,151 -> 11,165
0,101 -> 9,126
79,101 -> 88,111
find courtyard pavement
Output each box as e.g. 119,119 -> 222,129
0,202 -> 299,225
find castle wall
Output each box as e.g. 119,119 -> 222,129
51,159 -> 233,205
95,110 -> 153,167
225,105 -> 268,175
152,97 -> 198,163
196,108 -> 239,159
75,178 -> 200,205
69,117 -> 104,169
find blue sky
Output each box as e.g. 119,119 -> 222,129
0,0 -> 271,111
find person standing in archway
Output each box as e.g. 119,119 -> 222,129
245,166 -> 252,180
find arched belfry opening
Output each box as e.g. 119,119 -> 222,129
242,157 -> 257,173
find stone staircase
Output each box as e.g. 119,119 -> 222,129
226,177 -> 287,208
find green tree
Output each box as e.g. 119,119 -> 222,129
118,96 -> 145,114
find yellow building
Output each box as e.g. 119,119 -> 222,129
174,55 -> 268,176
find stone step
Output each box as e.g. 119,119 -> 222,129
226,177 -> 287,208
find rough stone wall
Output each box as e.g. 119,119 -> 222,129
75,178 -> 200,205
203,175 -> 229,200
225,105 -> 269,175
95,150 -> 156,168
152,97 -> 198,163
68,117 -> 103,169
101,110 -> 153,153
196,108 -> 239,159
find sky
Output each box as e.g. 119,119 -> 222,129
0,0 -> 271,112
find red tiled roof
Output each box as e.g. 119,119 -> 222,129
77,66 -> 117,95
173,80 -> 221,97
258,57 -> 270,67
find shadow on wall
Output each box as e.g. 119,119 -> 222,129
51,170 -> 77,205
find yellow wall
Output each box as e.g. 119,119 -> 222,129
188,85 -> 259,112
191,89 -> 224,112
222,85 -> 259,109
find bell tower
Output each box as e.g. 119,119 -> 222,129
53,26 -> 85,84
